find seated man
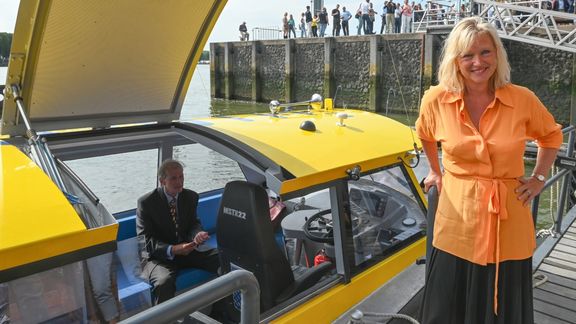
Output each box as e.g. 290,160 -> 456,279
137,159 -> 219,304
239,21 -> 249,41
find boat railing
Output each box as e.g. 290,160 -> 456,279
530,125 -> 576,236
415,0 -> 576,52
251,27 -> 283,41
119,269 -> 260,324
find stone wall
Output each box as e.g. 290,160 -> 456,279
333,39 -> 370,109
230,43 -> 252,100
294,42 -> 324,102
211,34 -> 575,125
505,40 -> 574,125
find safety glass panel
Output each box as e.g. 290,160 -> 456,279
172,144 -> 245,193
281,188 -> 337,269
349,166 -> 426,267
65,149 -> 158,214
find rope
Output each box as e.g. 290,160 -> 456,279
348,310 -> 420,324
536,165 -> 559,239
383,37 -> 422,169
533,272 -> 548,288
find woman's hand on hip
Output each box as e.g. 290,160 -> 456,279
516,176 -> 545,206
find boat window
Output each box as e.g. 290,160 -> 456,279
281,188 -> 340,272
65,149 -> 158,214
173,144 -> 245,193
348,166 -> 426,270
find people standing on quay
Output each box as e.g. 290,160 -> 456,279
282,12 -> 289,39
394,3 -> 402,33
288,14 -> 297,38
400,0 -> 413,33
386,1 -> 396,33
416,17 -> 561,324
380,1 -> 388,34
359,0 -> 371,35
312,14 -> 319,37
319,7 -> 329,37
299,13 -> 307,38
305,5 -> 313,37
368,2 -> 377,34
332,4 -> 342,36
239,21 -> 249,41
341,6 -> 352,36
355,9 -> 363,35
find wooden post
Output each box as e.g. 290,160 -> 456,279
323,37 -> 335,101
369,36 -> 381,112
210,43 -> 217,98
285,39 -> 295,103
224,42 -> 232,100
251,42 -> 261,102
422,34 -> 435,95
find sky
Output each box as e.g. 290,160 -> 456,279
0,0 -> 384,45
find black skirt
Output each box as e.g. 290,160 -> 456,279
419,248 -> 534,324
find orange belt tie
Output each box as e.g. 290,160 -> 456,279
488,179 -> 509,316
444,173 -> 515,315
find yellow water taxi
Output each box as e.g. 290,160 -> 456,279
0,1 -> 428,323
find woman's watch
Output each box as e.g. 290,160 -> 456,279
532,173 -> 546,182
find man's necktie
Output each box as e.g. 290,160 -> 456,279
169,197 -> 179,239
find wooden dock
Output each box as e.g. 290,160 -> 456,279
533,219 -> 576,324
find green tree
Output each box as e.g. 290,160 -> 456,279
0,33 -> 13,65
200,50 -> 209,62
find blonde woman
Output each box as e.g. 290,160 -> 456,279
416,17 -> 561,323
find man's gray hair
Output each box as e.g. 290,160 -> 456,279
158,159 -> 184,179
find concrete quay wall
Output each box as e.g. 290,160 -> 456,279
211,34 -> 576,125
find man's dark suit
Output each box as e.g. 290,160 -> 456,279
136,188 -> 219,304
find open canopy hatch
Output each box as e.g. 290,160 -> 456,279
1,0 -> 227,136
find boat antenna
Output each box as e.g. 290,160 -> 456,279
383,38 -> 421,169
333,84 -> 342,108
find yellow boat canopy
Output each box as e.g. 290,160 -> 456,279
0,142 -> 117,281
1,0 -> 227,136
186,109 -> 420,195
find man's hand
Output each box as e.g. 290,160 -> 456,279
193,231 -> 210,245
172,242 -> 197,256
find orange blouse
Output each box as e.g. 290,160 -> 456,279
416,84 -> 562,265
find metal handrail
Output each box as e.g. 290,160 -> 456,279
120,270 -> 260,324
531,125 -> 576,233
252,27 -> 283,40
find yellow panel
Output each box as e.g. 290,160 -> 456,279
208,110 -> 420,180
0,144 -> 89,270
272,238 -> 426,323
3,0 -> 227,135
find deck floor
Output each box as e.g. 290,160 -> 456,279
533,223 -> 576,324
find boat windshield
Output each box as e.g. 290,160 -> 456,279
281,164 -> 426,276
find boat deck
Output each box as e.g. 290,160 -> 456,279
333,206 -> 576,324
533,219 -> 576,324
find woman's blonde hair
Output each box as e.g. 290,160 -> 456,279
437,17 -> 510,92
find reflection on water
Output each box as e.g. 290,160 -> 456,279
210,99 -> 270,116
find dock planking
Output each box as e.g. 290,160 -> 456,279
534,222 -> 576,324
534,310 -> 571,324
533,297 -> 576,323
